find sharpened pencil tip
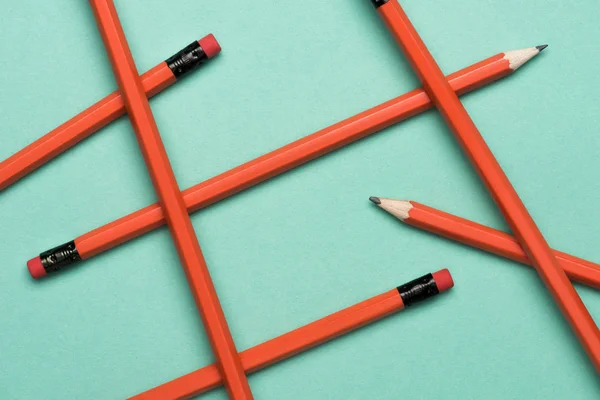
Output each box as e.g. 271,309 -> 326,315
369,196 -> 381,205
536,44 -> 548,52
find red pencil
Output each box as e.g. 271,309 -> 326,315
87,1 -> 252,398
130,270 -> 454,400
28,47 -> 545,277
370,198 -> 600,289
372,0 -> 600,371
0,35 -> 219,191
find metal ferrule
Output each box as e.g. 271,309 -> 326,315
166,41 -> 209,78
396,273 -> 440,306
39,241 -> 82,274
371,0 -> 390,8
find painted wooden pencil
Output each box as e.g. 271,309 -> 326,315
371,0 -> 600,371
0,35 -> 219,191
130,270 -> 453,400
369,198 -> 600,289
87,0 -> 252,398
28,47 -> 544,277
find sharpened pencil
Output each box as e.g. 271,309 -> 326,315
371,0 -> 600,371
129,270 -> 454,400
28,47 -> 544,277
370,198 -> 600,289
0,35 -> 219,191
87,1 -> 252,398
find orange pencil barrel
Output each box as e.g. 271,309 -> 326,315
409,202 -> 600,288
373,0 -> 600,371
88,1 -> 252,398
130,270 -> 453,400
0,36 -> 217,191
372,198 -> 600,289
31,50 -> 531,275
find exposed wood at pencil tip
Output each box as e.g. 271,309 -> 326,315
503,45 -> 547,71
373,198 -> 413,221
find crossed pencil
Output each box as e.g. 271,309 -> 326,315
3,0 -> 598,398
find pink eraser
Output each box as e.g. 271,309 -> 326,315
198,34 -> 221,59
432,269 -> 454,293
27,256 -> 46,279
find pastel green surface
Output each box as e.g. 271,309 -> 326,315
0,0 -> 599,398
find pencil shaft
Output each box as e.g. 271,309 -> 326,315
129,289 -> 404,400
375,0 -> 600,371
0,58 -> 177,190
89,1 -> 252,398
407,202 -> 600,289
74,54 -> 511,258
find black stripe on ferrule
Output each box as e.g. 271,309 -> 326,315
371,0 -> 390,8
39,241 -> 82,274
396,273 -> 439,306
166,41 -> 209,78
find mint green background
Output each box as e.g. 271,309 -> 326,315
1,0 -> 599,398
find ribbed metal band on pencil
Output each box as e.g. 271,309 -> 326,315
371,0 -> 390,8
396,273 -> 439,306
166,41 -> 210,78
39,241 -> 82,274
